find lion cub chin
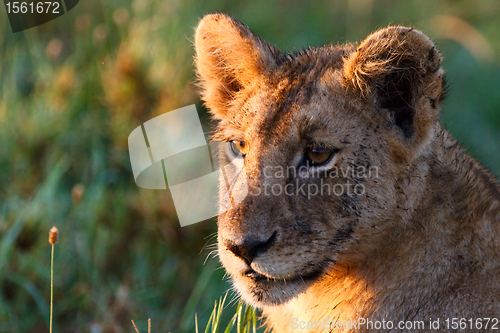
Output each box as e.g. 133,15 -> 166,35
195,13 -> 500,333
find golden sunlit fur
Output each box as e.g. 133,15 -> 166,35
195,14 -> 500,332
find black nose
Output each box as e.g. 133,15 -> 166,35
224,231 -> 277,265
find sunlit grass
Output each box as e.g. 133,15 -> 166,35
196,294 -> 259,333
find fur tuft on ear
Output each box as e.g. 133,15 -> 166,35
343,27 -> 446,140
194,14 -> 279,118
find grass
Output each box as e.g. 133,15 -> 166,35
197,295 -> 259,333
48,226 -> 58,333
0,0 -> 499,332
128,296 -> 259,333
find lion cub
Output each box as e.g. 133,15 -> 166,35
195,14 -> 500,333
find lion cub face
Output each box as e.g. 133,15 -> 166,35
195,14 -> 446,306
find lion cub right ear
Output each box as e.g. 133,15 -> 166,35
195,14 -> 279,119
343,27 -> 446,150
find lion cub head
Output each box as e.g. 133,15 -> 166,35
195,14 -> 446,306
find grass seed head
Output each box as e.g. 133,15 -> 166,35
49,226 -> 59,245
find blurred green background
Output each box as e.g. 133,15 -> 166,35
0,0 -> 499,332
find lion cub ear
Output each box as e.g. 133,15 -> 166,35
343,27 -> 446,141
195,14 -> 279,119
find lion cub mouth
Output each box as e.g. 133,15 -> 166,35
244,266 -> 325,284
237,266 -> 327,304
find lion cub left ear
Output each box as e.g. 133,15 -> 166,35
343,27 -> 446,143
195,14 -> 279,119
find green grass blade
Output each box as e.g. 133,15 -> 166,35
252,308 -> 257,333
203,301 -> 216,333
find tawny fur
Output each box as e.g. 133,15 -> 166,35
195,14 -> 500,333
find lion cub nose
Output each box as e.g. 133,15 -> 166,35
224,231 -> 277,265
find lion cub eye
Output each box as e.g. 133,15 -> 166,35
229,140 -> 247,157
305,147 -> 335,167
